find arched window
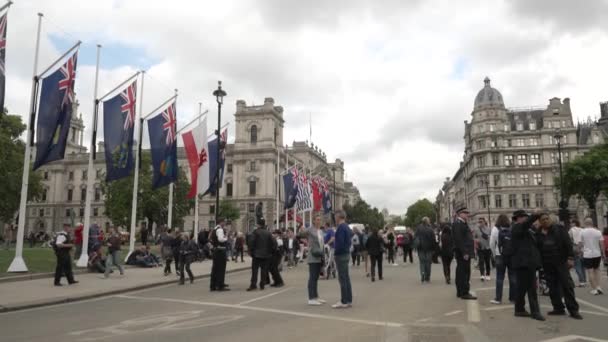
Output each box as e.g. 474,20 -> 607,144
251,125 -> 258,144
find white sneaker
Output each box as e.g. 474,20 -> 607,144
578,282 -> 587,287
486,276 -> 491,281
393,263 -> 398,266
308,300 -> 322,306
480,276 -> 485,282
332,302 -> 349,309
316,298 -> 327,304
490,299 -> 501,305
590,289 -> 599,295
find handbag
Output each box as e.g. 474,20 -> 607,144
311,243 -> 324,258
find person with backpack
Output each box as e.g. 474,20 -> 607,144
351,227 -> 361,266
474,217 -> 493,281
415,217 -> 437,283
104,227 -> 125,279
53,223 -> 78,286
489,214 -> 516,304
178,232 -> 197,285
440,223 -> 454,284
402,228 -> 414,264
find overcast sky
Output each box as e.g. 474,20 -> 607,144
5,0 -> 608,214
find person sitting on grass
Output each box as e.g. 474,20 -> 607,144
127,245 -> 161,267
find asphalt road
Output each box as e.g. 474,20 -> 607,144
2,258 -> 608,342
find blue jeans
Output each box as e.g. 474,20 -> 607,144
494,256 -> 516,302
105,250 -> 124,277
335,254 -> 352,304
308,262 -> 321,300
573,256 -> 586,284
418,250 -> 433,282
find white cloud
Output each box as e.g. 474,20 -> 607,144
5,0 -> 608,213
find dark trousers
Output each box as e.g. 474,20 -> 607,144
370,254 -> 383,279
441,254 -> 453,281
514,268 -> 540,314
250,257 -> 269,288
141,233 -> 148,246
495,256 -> 516,302
403,246 -> 413,263
544,264 -> 579,314
478,249 -> 492,276
455,251 -> 471,297
268,254 -> 284,285
336,254 -> 352,304
234,248 -> 244,262
387,246 -> 395,264
210,248 -> 227,290
179,258 -> 194,283
164,259 -> 172,274
54,253 -> 75,285
351,250 -> 360,266
308,262 -> 321,300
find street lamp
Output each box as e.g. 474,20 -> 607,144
554,128 -> 569,225
482,175 -> 491,224
212,81 -> 227,224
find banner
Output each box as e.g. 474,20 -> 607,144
103,80 -> 136,181
182,118 -> 209,199
148,101 -> 178,189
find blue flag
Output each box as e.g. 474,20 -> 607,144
103,81 -> 137,182
147,102 -> 177,189
205,127 -> 227,196
33,52 -> 78,170
283,170 -> 298,209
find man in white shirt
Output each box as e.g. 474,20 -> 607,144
581,218 -> 606,295
568,220 -> 586,287
54,224 -> 78,286
210,217 -> 229,292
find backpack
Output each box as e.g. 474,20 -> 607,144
498,227 -> 513,257
403,233 -> 411,245
352,234 -> 360,246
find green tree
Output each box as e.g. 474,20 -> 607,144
343,200 -> 385,229
0,112 -> 44,223
404,198 -> 437,228
559,143 -> 608,226
102,152 -> 194,229
218,200 -> 240,222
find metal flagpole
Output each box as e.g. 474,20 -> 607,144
285,150 -> 289,231
167,89 -> 177,231
8,13 -> 43,272
276,147 -> 279,229
193,103 -> 202,236
77,44 -> 101,267
126,71 -> 144,261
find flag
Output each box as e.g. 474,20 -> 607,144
206,126 -> 228,195
33,51 -> 78,170
296,171 -> 313,212
283,168 -> 298,209
181,118 -> 209,199
148,101 -> 178,189
0,12 -> 7,111
321,178 -> 332,214
312,176 -> 323,211
103,81 -> 136,181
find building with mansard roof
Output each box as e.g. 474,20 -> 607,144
436,78 -> 608,226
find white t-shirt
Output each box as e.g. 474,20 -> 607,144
581,227 -> 602,259
569,227 -> 583,245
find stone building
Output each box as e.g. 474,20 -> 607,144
436,78 -> 608,226
344,181 -> 361,206
13,97 -> 351,234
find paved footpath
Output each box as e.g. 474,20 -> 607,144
1,259 -> 608,341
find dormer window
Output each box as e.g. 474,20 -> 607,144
529,121 -> 536,130
250,125 -> 258,144
516,122 -> 524,131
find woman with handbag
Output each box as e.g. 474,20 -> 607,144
307,214 -> 326,306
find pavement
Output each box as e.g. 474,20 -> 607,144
1,258 -> 608,342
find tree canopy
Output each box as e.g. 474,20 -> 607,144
218,199 -> 240,222
0,112 -> 43,223
404,198 -> 437,228
343,199 -> 385,229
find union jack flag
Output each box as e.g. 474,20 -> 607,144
121,81 -> 137,130
58,52 -> 78,107
162,102 -> 176,144
0,13 -> 7,75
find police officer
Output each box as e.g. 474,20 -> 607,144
210,217 -> 230,292
452,207 -> 476,300
54,223 -> 78,286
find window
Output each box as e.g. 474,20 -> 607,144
93,208 -> 98,217
561,120 -> 567,128
533,173 -> 543,185
226,183 -> 233,197
508,194 -> 517,208
517,154 -> 527,166
44,171 -> 49,180
81,188 -> 86,201
210,205 -> 215,215
479,124 -> 485,133
208,220 -> 216,228
493,174 -> 501,186
495,195 -> 502,208
65,209 -> 71,217
529,121 -> 537,130
227,163 -> 233,173
79,208 -> 84,217
522,194 -> 531,208
506,139 -> 512,147
477,175 -> 486,187
506,174 -> 516,186
42,189 -> 47,202
535,193 -> 544,208
492,153 -> 499,166
516,122 -> 524,131
529,138 -> 539,146
489,124 -> 496,132
67,189 -> 73,202
96,169 -> 101,179
520,174 -> 529,185
504,124 -> 510,132
250,125 -> 258,144
39,209 -> 44,217
490,138 -> 498,148
516,138 -> 525,147
82,170 -> 87,180
274,127 -> 278,144
250,161 -> 256,171
68,171 -> 74,181
478,196 -> 488,209
248,203 -> 255,212
504,155 -> 514,166
249,181 -> 256,196
550,152 -> 566,164
550,152 -> 557,164
476,155 -> 486,167
530,153 -> 540,165
94,188 -> 101,201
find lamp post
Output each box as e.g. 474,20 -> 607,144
212,81 -> 226,224
554,128 -> 569,225
482,175 -> 491,225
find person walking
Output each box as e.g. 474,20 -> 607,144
536,213 -> 582,319
306,214 -> 326,305
172,228 -> 183,277
286,229 -> 299,268
415,217 -> 436,283
360,227 -> 370,277
269,230 -> 285,287
581,218 -> 605,295
351,227 -> 361,266
452,207 -> 477,300
386,228 -> 397,266
366,227 -> 384,282
569,219 -> 587,287
53,224 -> 78,286
234,232 -> 245,263
104,227 -> 124,279
474,218 -> 492,281
160,228 -> 175,276
439,223 -> 454,284
332,210 -> 353,309
511,210 -> 544,321
210,217 -> 230,292
247,219 -> 273,291
489,214 -> 516,305
140,222 -> 149,247
73,223 -> 83,260
178,232 -> 197,285
402,228 -> 414,264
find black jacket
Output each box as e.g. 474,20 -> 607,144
365,233 -> 384,256
249,228 -> 274,259
179,240 -> 199,263
511,215 -> 542,270
535,224 -> 574,267
452,218 -> 474,256
440,226 -> 454,257
415,225 -> 436,252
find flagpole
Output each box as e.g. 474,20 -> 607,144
285,149 -> 288,231
0,1 -> 13,13
8,13 -> 43,273
167,89 -> 177,232
77,44 -> 101,267
275,147 -> 279,230
98,71 -> 140,102
126,71 -> 144,261
193,102 -> 202,237
38,41 -> 81,78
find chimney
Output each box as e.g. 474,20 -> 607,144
236,99 -> 246,113
600,101 -> 608,118
563,98 -> 571,113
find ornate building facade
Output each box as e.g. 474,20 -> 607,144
436,78 -> 608,226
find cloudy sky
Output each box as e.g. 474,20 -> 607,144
5,0 -> 608,214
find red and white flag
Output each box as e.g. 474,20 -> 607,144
181,116 -> 209,199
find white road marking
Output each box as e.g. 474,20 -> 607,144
538,335 -> 608,342
117,294 -> 406,328
415,317 -> 432,323
577,298 -> 608,314
444,310 -> 463,316
482,304 -> 608,317
466,292 -> 480,323
237,287 -> 292,306
483,305 -> 511,312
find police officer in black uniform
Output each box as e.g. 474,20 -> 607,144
452,207 -> 477,300
210,217 -> 230,292
54,223 -> 79,286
